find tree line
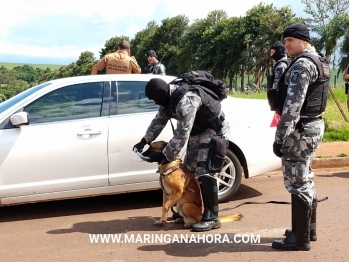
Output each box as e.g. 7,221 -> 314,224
1,0 -> 348,102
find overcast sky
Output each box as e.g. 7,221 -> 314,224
0,0 -> 305,65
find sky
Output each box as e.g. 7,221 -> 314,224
0,0 -> 306,65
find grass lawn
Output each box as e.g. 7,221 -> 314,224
0,62 -> 63,70
230,88 -> 349,142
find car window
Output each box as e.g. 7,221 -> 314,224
0,82 -> 51,114
111,81 -> 158,115
24,82 -> 104,124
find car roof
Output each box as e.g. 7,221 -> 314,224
46,74 -> 177,85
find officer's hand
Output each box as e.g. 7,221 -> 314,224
273,142 -> 283,158
133,138 -> 148,153
146,152 -> 165,163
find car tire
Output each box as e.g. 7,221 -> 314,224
217,149 -> 242,203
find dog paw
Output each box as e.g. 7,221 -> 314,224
175,218 -> 184,224
154,220 -> 166,226
184,224 -> 192,228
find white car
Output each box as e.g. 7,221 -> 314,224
0,74 -> 280,206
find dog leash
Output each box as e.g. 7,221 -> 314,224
219,196 -> 328,212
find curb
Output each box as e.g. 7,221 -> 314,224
312,157 -> 349,169
264,157 -> 349,176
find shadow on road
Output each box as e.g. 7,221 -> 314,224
0,183 -> 263,224
317,171 -> 349,179
0,189 -> 163,222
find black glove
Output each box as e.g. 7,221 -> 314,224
273,142 -> 283,158
147,152 -> 165,163
133,138 -> 147,153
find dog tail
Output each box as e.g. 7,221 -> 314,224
219,213 -> 242,223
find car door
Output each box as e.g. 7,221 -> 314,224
0,81 -> 109,199
108,80 -> 174,186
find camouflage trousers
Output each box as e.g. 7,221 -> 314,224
183,128 -> 217,177
281,119 -> 325,207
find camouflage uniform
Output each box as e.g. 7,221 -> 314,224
144,85 -> 229,175
275,46 -> 325,207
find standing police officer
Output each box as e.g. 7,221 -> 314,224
267,42 -> 289,112
132,77 -> 229,232
272,24 -> 330,251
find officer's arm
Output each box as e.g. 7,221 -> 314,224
164,94 -> 201,161
157,64 -> 166,75
130,57 -> 141,74
144,106 -> 169,142
275,60 -> 318,143
91,59 -> 106,75
273,62 -> 287,89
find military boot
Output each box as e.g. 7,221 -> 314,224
284,200 -> 317,241
192,175 -> 221,232
272,194 -> 311,251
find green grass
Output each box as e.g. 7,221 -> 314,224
230,88 -> 349,142
0,62 -> 63,70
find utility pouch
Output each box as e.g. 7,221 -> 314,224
207,136 -> 229,173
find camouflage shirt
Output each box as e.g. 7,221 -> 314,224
275,46 -> 319,144
144,85 -> 203,161
272,56 -> 289,90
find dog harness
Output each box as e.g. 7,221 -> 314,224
157,162 -> 195,196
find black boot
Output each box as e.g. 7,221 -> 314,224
284,200 -> 317,241
192,175 -> 221,232
272,194 -> 311,251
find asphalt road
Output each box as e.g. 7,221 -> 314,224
1,170 -> 348,262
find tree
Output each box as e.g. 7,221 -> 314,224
244,3 -> 299,89
301,0 -> 349,63
99,35 -> 130,59
75,51 -> 96,76
131,21 -> 159,71
149,15 -> 189,75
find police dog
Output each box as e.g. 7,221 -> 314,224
142,141 -> 242,228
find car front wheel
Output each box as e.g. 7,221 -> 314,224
217,149 -> 242,203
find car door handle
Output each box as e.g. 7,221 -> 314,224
77,129 -> 102,136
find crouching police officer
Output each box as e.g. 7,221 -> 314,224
132,77 -> 229,232
272,24 -> 330,251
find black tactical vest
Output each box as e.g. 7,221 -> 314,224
277,52 -> 330,116
167,84 -> 223,136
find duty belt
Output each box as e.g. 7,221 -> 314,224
296,117 -> 322,130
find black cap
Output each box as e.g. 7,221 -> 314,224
283,23 -> 311,43
271,42 -> 287,61
147,50 -> 157,58
145,78 -> 169,106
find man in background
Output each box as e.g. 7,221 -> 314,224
91,40 -> 141,75
144,50 -> 166,75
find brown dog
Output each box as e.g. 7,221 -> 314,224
143,141 -> 241,228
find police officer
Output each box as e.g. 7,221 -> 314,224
132,78 -> 229,232
272,24 -> 330,251
144,50 -> 166,75
91,40 -> 141,75
267,42 -> 289,112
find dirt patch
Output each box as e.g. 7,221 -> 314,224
264,141 -> 349,176
315,141 -> 349,158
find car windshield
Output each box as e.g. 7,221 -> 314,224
0,82 -> 51,114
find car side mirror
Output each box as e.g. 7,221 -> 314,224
10,112 -> 30,126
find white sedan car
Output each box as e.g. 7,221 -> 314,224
0,74 -> 280,206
